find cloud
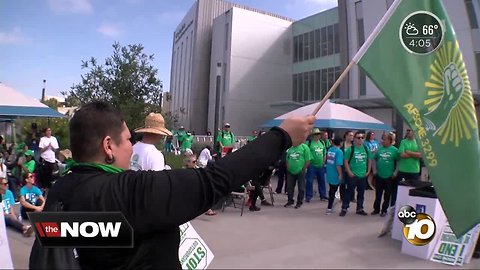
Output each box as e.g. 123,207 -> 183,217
0,27 -> 28,45
97,23 -> 123,38
48,0 -> 93,14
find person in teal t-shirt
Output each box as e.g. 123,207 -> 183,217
392,129 -> 422,206
340,131 -> 372,217
285,142 -> 312,209
326,137 -> 344,214
1,177 -> 34,236
19,173 -> 45,220
305,128 -> 327,202
372,133 -> 398,216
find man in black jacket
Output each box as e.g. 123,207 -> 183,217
30,101 -> 315,269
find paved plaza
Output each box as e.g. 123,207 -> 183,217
6,177 -> 480,269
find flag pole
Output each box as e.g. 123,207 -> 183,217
311,61 -> 355,115
311,0 -> 403,116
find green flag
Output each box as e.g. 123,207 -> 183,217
355,0 -> 480,237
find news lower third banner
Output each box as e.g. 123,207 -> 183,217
28,212 -> 133,248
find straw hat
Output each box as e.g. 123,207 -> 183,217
59,149 -> 72,159
311,128 -> 322,135
135,113 -> 172,136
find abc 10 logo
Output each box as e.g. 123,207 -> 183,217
397,205 -> 436,246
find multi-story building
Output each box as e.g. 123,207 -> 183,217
171,0 -> 480,136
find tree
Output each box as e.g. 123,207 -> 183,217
62,42 -> 163,130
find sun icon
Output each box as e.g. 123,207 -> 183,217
423,41 -> 477,147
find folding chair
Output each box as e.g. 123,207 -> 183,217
222,182 -> 254,216
261,169 -> 276,206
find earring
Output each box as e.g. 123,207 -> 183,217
105,154 -> 116,164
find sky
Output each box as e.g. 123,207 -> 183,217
0,0 -> 337,100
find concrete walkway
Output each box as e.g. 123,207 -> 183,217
6,179 -> 480,269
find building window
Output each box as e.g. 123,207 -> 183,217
465,0 -> 479,29
298,73 -> 304,101
315,70 -> 321,100
293,36 -> 299,62
309,71 -> 315,101
359,69 -> 367,96
356,1 -> 365,47
475,52 -> 480,91
309,31 -> 315,60
303,72 -> 309,101
293,74 -> 298,101
327,67 -> 335,92
315,29 -> 321,58
327,25 -> 334,55
321,69 -> 328,98
321,27 -> 327,56
298,34 -> 304,62
334,23 -> 340,54
334,67 -> 341,98
304,32 -> 310,60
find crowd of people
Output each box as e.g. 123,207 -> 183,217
1,102 -> 479,267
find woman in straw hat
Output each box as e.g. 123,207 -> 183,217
29,101 -> 314,269
130,112 -> 172,171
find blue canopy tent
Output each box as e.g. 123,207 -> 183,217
0,83 -> 66,144
262,100 -> 393,131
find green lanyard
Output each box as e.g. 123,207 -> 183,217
70,162 -> 124,174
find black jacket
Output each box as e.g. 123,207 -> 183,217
30,127 -> 292,269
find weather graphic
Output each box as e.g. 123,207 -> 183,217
404,22 -> 419,36
423,41 -> 477,146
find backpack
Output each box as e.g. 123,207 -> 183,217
348,145 -> 369,164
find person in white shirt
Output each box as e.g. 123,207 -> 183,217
197,145 -> 215,168
38,127 -> 59,191
130,113 -> 172,171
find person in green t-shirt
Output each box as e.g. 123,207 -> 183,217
340,131 -> 372,217
372,133 -> 398,216
284,142 -> 312,209
216,123 -> 235,157
305,128 -> 327,202
175,126 -> 187,150
21,150 -> 36,178
321,130 -> 332,149
181,132 -> 194,151
392,128 -> 422,206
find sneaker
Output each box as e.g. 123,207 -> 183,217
261,200 -> 272,206
284,202 -> 294,208
371,211 -> 380,215
294,203 -> 302,209
249,206 -> 261,211
339,210 -> 347,217
356,210 -> 368,216
305,199 -> 311,203
23,225 -> 34,237
380,212 -> 387,217
325,209 -> 335,215
320,197 -> 328,201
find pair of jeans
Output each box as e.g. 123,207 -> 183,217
305,165 -> 327,200
287,171 -> 306,205
373,176 -> 393,213
5,214 -> 24,233
391,172 -> 418,206
275,160 -> 287,193
327,184 -> 339,209
341,176 -> 366,212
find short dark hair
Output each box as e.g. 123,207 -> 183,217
354,130 -> 364,137
332,137 -> 343,146
343,130 -> 353,139
69,101 -> 124,162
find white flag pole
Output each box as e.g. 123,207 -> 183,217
311,0 -> 403,115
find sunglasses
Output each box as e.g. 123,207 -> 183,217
0,182 -> 8,186
356,136 -> 364,139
